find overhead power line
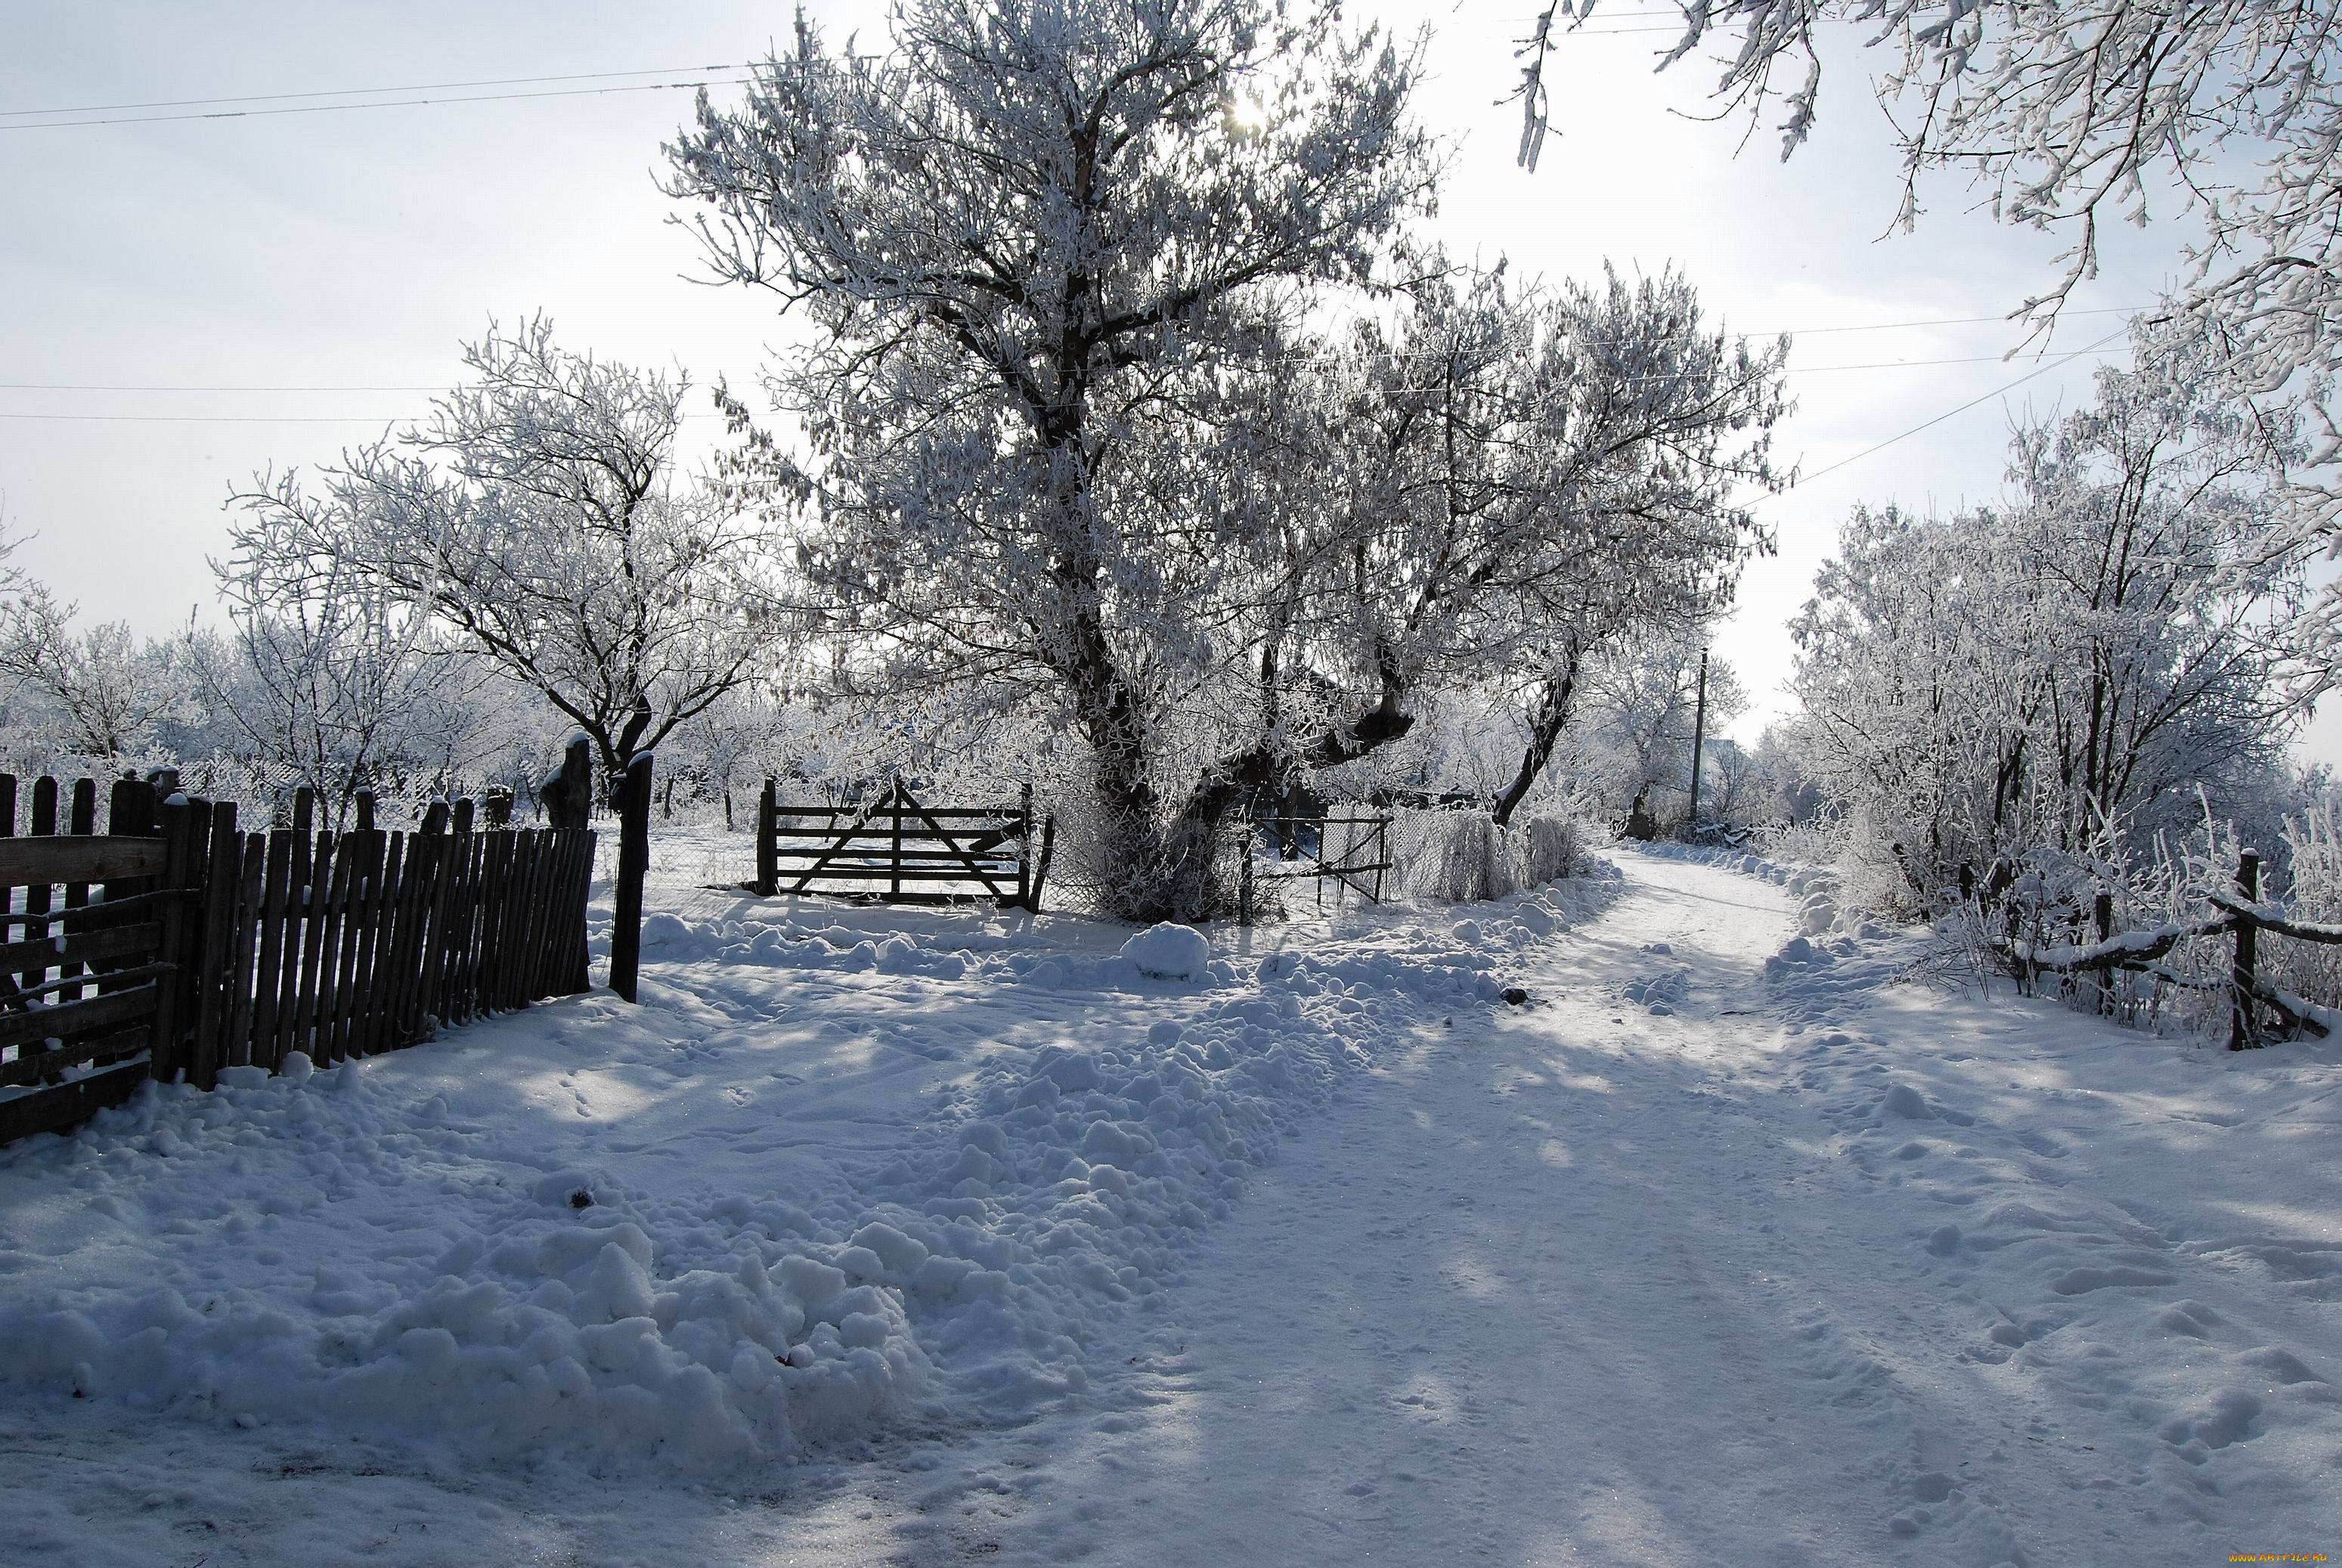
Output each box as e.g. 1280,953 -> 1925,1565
0,64 -> 737,119
0,343 -> 2133,402
1781,324 -> 2135,493
4,75 -> 751,132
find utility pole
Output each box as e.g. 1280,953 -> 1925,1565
1687,647 -> 1709,829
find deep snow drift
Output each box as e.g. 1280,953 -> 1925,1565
2,843 -> 2336,1566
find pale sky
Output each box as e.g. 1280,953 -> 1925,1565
5,1 -> 2334,765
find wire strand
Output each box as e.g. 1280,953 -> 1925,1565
0,64 -> 737,118
1781,324 -> 2134,494
4,76 -> 751,132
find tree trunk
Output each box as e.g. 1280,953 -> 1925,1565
1491,655 -> 1581,829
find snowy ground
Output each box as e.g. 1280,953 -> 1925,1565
4,844 -> 2338,1566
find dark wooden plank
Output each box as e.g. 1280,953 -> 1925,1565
8,887 -> 182,934
358,833 -> 407,1055
250,832 -> 293,1072
532,829 -> 567,996
0,836 -> 170,888
146,799 -> 200,1083
767,823 -> 1021,844
476,830 -> 510,1014
339,832 -> 389,1060
782,848 -> 1023,869
412,828 -> 455,1039
0,982 -> 160,1050
221,834 -> 267,1069
563,830 -> 595,994
187,801 -> 241,1090
774,864 -> 1028,884
107,776 -> 157,838
0,1022 -> 154,1089
516,829 -> 550,1006
304,837 -> 351,1064
60,779 -> 97,998
364,830 -> 407,1052
505,831 -> 540,1008
772,804 -> 1021,821
271,833 -> 314,1070
18,777 -> 57,996
539,831 -> 573,998
0,1061 -> 150,1145
5,959 -> 172,1005
437,830 -> 474,1026
0,922 -> 160,975
376,831 -> 423,1048
504,829 -> 535,1009
321,833 -> 367,1064
463,828 -> 491,1018
0,774 -> 15,838
385,832 -> 438,1048
434,829 -> 473,1027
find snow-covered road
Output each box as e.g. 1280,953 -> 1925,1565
6,849 -> 2337,1565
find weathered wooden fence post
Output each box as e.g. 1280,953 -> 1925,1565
890,776 -> 905,900
542,737 -> 593,832
148,794 -> 200,1082
2230,849 -> 2260,1051
610,751 -> 652,1003
1031,814 -> 1055,914
755,777 -> 779,897
2094,887 -> 2115,1015
1017,783 -> 1034,910
1239,824 -> 1256,928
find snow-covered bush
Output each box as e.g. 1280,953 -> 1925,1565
1789,326 -> 2303,919
1516,813 -> 1585,888
1391,807 -> 1591,905
2268,802 -> 2342,1012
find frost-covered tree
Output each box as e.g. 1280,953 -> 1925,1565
191,542 -> 499,826
1567,629 -> 1747,828
1789,324 -> 2303,899
666,0 -> 1439,917
1247,262 -> 1783,827
231,318 -> 795,801
1517,0 -> 2342,647
0,584 -> 188,764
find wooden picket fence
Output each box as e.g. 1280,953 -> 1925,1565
0,776 -> 595,1146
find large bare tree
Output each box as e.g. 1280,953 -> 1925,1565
231,317 -> 795,801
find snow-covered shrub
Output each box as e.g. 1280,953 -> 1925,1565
1750,811 -> 1845,869
1516,813 -> 1585,888
2268,802 -> 2342,1012
1390,807 -> 1591,905
1399,810 -> 1512,903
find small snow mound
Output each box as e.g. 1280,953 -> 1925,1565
640,913 -> 693,950
1120,922 -> 1210,981
1882,1083 -> 1935,1120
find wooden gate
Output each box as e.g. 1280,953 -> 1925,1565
0,776 -> 191,1143
749,777 -> 1046,909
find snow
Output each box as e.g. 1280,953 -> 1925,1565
2,841 -> 2337,1565
1117,922 -> 1210,981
